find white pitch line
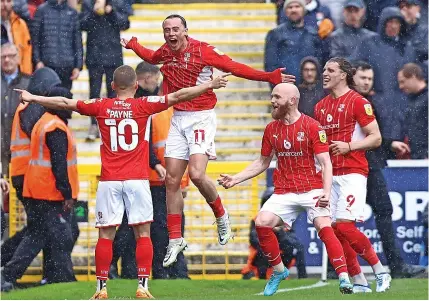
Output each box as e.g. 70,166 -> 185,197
255,280 -> 330,295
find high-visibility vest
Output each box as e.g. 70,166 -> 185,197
10,103 -> 30,177
23,113 -> 79,201
149,107 -> 189,189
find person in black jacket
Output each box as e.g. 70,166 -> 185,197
80,0 -> 130,141
329,0 -> 377,58
31,0 -> 83,91
1,70 -> 79,292
398,63 -> 428,159
297,56 -> 325,117
353,61 -> 426,278
398,0 -> 428,63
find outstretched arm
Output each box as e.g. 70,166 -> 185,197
167,73 -> 230,107
14,89 -> 78,111
121,37 -> 161,65
203,46 -> 295,85
217,153 -> 274,189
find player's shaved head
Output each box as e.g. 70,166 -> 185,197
113,65 -> 137,90
271,83 -> 301,120
274,83 -> 300,104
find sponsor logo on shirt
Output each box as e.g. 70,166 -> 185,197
277,151 -> 303,157
147,96 -> 165,104
327,113 -> 333,122
284,139 -> 292,149
320,123 -> 340,130
338,104 -> 345,112
83,98 -> 97,104
364,103 -> 373,115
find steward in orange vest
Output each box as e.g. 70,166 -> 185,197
2,105 -> 78,288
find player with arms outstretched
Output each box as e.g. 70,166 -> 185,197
218,83 -> 353,296
121,14 -> 296,267
314,57 -> 391,293
15,65 -> 229,299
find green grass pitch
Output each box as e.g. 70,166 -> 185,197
1,279 -> 428,300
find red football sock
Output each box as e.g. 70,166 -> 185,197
318,227 -> 348,275
95,238 -> 113,280
333,224 -> 361,276
336,222 -> 380,266
255,226 -> 282,266
207,195 -> 226,218
167,214 -> 182,239
136,237 -> 153,278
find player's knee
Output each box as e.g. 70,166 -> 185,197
189,168 -> 206,188
165,172 -> 182,190
255,213 -> 276,228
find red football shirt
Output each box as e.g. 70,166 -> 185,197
76,96 -> 168,181
127,37 -> 280,111
261,114 -> 329,194
314,89 -> 375,176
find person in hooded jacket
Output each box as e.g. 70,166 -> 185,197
1,69 -> 79,292
297,56 -> 325,117
350,6 -> 416,152
1,67 -> 58,268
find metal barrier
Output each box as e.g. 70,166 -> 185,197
8,161 -> 265,281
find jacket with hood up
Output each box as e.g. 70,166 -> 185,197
350,7 -> 416,141
297,56 -> 326,117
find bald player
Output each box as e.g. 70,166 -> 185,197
218,83 -> 353,296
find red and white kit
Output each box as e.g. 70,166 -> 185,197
76,95 -> 168,227
314,89 -> 375,222
127,37 -> 281,160
260,114 -> 330,227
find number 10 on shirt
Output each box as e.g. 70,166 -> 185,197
105,118 -> 139,151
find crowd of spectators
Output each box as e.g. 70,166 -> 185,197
267,0 -> 428,159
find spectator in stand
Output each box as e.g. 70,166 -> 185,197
297,56 -> 325,117
277,0 -> 334,38
32,0 -> 83,91
1,43 -> 30,177
362,0 -> 397,31
398,0 -> 428,63
80,0 -> 130,141
1,0 -> 32,75
398,63 -> 428,159
265,0 -> 326,84
329,0 -> 377,58
351,6 -> 416,148
353,61 -> 427,278
11,0 -> 30,22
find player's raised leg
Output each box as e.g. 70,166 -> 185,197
188,153 -> 232,245
164,157 -> 189,267
254,211 -> 289,296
